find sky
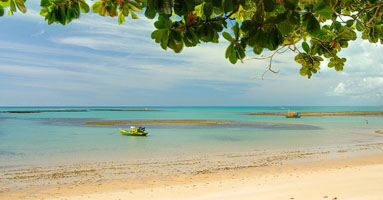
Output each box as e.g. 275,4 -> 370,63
0,1 -> 382,106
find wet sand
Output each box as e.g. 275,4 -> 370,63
83,120 -> 237,125
248,111 -> 383,116
1,143 -> 382,200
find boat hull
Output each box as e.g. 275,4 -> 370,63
286,116 -> 301,118
119,129 -> 148,136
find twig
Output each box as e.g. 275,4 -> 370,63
225,0 -> 241,20
311,38 -> 336,61
367,4 -> 382,24
251,46 -> 286,80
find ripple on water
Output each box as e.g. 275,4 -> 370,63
0,150 -> 24,156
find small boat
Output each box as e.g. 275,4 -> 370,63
286,112 -> 301,118
120,126 -> 148,136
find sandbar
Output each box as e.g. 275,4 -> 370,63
90,109 -> 163,112
248,111 -> 383,116
83,120 -> 237,125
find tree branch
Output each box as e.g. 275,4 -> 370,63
367,4 -> 382,24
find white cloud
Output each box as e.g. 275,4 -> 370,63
333,82 -> 346,95
329,77 -> 383,99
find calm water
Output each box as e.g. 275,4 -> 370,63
0,106 -> 382,168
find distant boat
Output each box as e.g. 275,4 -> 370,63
286,112 -> 301,118
120,126 -> 148,136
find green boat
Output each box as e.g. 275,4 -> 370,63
120,126 -> 148,136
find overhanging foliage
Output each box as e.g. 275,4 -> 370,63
1,0 -> 382,78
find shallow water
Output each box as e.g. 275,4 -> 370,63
0,106 -> 382,168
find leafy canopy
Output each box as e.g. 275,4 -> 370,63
1,0 -> 383,78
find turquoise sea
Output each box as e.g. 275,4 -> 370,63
0,106 -> 382,169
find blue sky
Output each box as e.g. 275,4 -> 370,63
0,1 -> 382,106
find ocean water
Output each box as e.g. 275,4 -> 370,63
0,106 -> 382,168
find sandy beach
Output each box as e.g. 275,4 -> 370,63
1,142 -> 382,200
44,160 -> 383,200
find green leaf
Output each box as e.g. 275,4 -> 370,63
130,10 -> 139,19
212,0 -> 222,8
118,13 -> 125,24
232,22 -> 239,39
284,0 -> 298,10
306,14 -> 321,36
0,0 -> 10,8
154,15 -> 172,29
225,43 -> 233,58
58,5 -> 66,25
92,1 -> 102,13
224,0 -> 234,13
14,0 -> 26,13
277,21 -> 294,35
302,42 -> 310,53
122,4 -> 130,16
288,11 -> 300,24
203,2 -> 213,18
236,44 -> 245,60
128,1 -> 142,12
80,0 -> 89,13
184,30 -> 199,47
299,67 -> 307,76
295,53 -> 306,64
346,19 -> 354,27
151,29 -> 169,50
145,0 -> 157,19
317,7 -> 332,19
40,0 -> 51,7
251,30 -> 266,48
168,30 -> 184,53
159,0 -> 173,14
267,27 -> 283,50
0,5 -> 4,16
323,0 -> 338,8
47,10 -> 55,24
328,61 -> 334,68
253,46 -> 263,55
356,21 -> 364,31
9,0 -> 16,13
174,0 -> 196,16
313,0 -> 333,19
339,26 -> 357,40
229,44 -> 237,64
222,31 -> 234,42
263,0 -> 275,12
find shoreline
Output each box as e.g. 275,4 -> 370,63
1,143 -> 382,200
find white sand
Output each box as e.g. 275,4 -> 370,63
44,163 -> 383,200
